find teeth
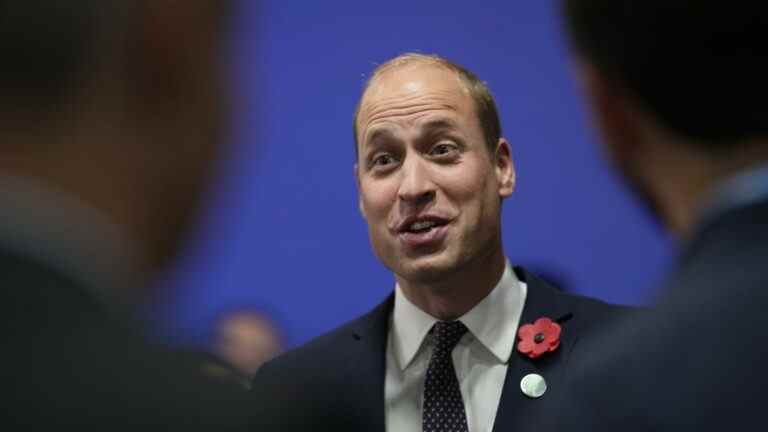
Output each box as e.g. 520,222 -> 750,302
410,220 -> 436,231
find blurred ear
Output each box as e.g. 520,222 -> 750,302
575,60 -> 644,169
354,164 -> 367,220
495,138 -> 516,199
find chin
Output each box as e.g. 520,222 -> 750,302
396,251 -> 459,283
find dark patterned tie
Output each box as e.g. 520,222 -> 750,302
422,320 -> 469,432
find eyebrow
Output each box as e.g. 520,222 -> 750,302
362,128 -> 398,155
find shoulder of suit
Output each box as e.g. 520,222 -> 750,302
255,295 -> 390,377
565,290 -> 639,315
521,266 -> 639,313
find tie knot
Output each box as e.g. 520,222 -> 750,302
431,320 -> 468,353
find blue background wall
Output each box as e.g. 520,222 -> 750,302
149,0 -> 672,347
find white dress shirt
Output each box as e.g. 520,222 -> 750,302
385,261 -> 528,432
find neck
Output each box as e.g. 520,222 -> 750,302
642,133 -> 768,238
396,242 -> 507,321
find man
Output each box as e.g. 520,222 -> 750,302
251,53 -> 631,432
550,1 -> 768,429
0,1 -> 249,429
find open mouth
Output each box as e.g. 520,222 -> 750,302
404,219 -> 446,234
397,217 -> 450,248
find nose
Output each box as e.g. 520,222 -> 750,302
397,157 -> 436,208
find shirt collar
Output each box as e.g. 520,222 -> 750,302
459,262 -> 526,363
391,283 -> 438,371
391,260 -> 527,370
697,163 -> 768,228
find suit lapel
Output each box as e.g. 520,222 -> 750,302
342,294 -> 393,432
492,267 -> 576,432
341,270 -> 581,432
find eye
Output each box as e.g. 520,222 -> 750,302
429,142 -> 459,157
371,153 -> 398,169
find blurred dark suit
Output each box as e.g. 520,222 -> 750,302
0,183 -> 249,430
553,192 -> 768,430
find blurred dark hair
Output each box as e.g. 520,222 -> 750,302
0,1 -> 128,113
562,1 -> 768,150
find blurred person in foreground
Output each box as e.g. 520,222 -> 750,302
0,1 -> 249,429
548,1 -> 768,430
251,53 -> 632,432
214,309 -> 283,380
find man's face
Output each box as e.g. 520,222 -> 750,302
355,64 -> 514,283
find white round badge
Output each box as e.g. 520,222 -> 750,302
520,373 -> 547,398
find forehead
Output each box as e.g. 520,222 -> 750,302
357,63 -> 476,140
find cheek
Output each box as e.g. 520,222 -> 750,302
438,160 -> 493,205
359,180 -> 399,262
360,179 -> 398,221
438,167 -> 500,242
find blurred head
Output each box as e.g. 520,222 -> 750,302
354,54 -> 515,284
562,1 -> 768,230
0,1 -> 233,274
214,310 -> 283,377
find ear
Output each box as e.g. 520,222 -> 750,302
494,138 -> 516,199
575,60 -> 644,169
354,163 -> 367,220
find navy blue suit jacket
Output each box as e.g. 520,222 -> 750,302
551,199 -> 768,430
252,267 -> 632,431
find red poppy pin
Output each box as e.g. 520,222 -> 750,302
517,317 -> 561,359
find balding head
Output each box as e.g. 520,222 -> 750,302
353,53 -> 502,159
